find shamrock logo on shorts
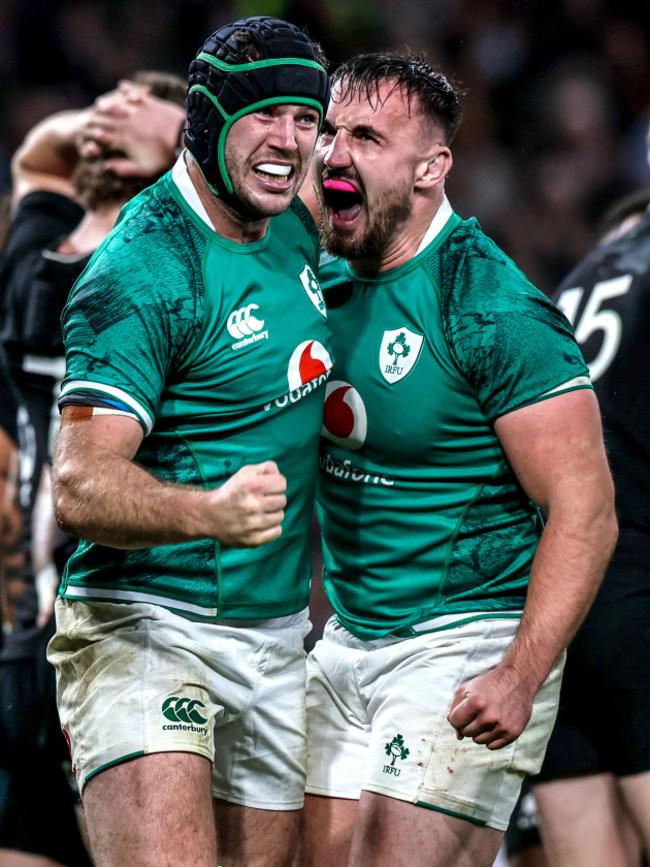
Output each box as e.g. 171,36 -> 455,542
385,733 -> 410,766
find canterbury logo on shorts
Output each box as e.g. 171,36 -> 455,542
162,696 -> 208,725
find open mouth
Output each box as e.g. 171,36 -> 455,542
323,178 -> 363,222
254,163 -> 293,183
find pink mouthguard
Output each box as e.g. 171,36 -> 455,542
323,179 -> 358,193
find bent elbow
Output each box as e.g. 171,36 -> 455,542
51,461 -> 84,538
53,498 -> 80,538
591,487 -> 619,562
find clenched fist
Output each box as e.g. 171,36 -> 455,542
203,461 -> 288,548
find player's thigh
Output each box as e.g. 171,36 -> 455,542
534,773 -> 639,867
349,791 -> 504,867
82,751 -> 217,867
363,619 -> 562,832
299,794 -> 359,867
214,798 -> 302,867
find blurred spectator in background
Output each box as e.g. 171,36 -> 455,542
5,0 -> 647,297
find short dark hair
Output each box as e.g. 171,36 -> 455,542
331,53 -> 463,144
223,27 -> 328,70
131,70 -> 186,108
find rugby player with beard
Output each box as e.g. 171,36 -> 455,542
299,53 -> 617,867
0,73 -> 185,867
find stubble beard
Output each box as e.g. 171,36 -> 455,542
225,147 -> 307,220
318,184 -> 413,262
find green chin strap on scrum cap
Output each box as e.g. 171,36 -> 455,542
185,16 -> 329,207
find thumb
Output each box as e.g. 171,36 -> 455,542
257,460 -> 282,476
254,461 -> 287,493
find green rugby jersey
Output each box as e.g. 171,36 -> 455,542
317,200 -> 591,639
58,157 -> 332,620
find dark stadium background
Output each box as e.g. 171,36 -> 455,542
2,0 -> 649,645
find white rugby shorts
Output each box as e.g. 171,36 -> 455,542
48,598 -> 311,808
305,615 -> 564,830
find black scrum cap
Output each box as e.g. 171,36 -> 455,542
185,16 -> 329,204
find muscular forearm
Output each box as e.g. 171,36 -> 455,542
52,418 -> 287,550
53,446 -> 213,549
498,506 -> 618,693
11,109 -> 89,206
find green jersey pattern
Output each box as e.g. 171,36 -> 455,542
317,209 -> 590,639
59,166 -> 332,620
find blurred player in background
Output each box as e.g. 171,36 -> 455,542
0,69 -> 186,867
528,130 -> 650,867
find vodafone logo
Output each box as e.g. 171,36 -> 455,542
264,340 -> 332,412
322,380 -> 367,450
287,340 -> 332,390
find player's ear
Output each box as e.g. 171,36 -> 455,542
415,146 -> 452,190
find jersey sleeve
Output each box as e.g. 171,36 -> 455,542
59,222 -> 202,434
443,221 -> 591,421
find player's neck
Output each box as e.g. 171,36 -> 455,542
351,195 -> 446,275
57,203 -> 123,256
187,156 -> 270,243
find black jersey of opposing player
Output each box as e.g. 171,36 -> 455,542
553,207 -> 650,531
0,191 -> 86,629
0,191 -> 86,362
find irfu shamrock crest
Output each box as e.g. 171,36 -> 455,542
379,327 -> 423,384
385,733 -> 410,766
387,332 -> 411,363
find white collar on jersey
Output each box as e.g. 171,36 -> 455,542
415,195 -> 453,255
172,151 -> 215,230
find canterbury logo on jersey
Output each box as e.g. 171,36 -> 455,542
227,303 -> 269,350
